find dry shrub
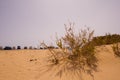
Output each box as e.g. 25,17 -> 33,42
92,33 -> 120,46
40,23 -> 98,80
112,43 -> 120,57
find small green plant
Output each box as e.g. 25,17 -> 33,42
40,23 -> 98,80
112,43 -> 120,57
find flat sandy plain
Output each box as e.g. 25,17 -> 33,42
0,45 -> 120,80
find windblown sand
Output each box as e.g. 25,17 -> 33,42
0,45 -> 120,80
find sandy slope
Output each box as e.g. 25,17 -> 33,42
0,45 -> 120,80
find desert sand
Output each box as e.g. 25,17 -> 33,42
0,45 -> 120,80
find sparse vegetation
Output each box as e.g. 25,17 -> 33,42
12,46 -> 16,50
0,46 -> 3,50
92,33 -> 120,46
41,23 -> 98,80
17,46 -> 21,50
4,46 -> 12,50
112,43 -> 120,57
24,46 -> 28,49
29,46 -> 33,49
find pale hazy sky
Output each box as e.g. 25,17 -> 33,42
0,0 -> 120,47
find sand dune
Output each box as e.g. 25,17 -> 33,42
0,45 -> 120,80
